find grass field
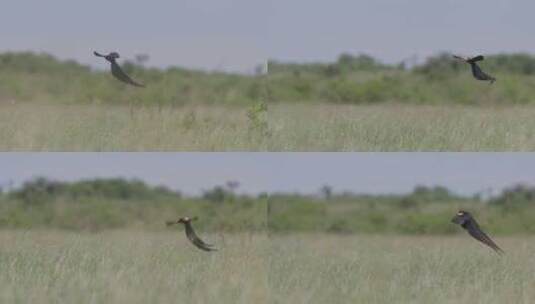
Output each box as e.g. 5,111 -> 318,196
0,103 -> 269,151
268,234 -> 535,304
1,231 -> 533,303
3,102 -> 535,151
269,103 -> 535,151
0,231 -> 268,304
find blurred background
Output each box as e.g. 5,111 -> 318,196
3,1 -> 535,150
268,0 -> 535,65
5,0 -> 535,107
0,153 -> 269,232
0,0 -> 267,73
1,153 -> 535,234
0,0 -> 269,108
0,0 -> 272,150
267,0 -> 535,105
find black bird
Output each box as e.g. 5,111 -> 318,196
94,51 -> 145,87
453,55 -> 496,84
451,210 -> 504,254
166,216 -> 217,252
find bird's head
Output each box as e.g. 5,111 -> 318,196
451,210 -> 472,225
166,216 -> 198,226
177,217 -> 190,224
178,216 -> 198,224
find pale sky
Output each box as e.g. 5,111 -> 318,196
2,1 -> 534,72
0,153 -> 534,197
267,0 -> 535,64
0,0 -> 268,73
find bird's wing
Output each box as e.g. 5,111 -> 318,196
185,224 -> 217,252
453,55 -> 468,62
471,55 -> 485,62
94,51 -> 105,57
110,62 -> 145,87
467,225 -> 504,254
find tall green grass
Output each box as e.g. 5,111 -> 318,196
268,103 -> 535,151
268,234 -> 534,304
1,231 -> 531,304
3,102 -> 535,151
0,103 -> 270,151
0,231 -> 268,304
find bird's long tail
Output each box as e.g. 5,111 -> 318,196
470,229 -> 505,255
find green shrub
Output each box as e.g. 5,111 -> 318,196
0,52 -> 264,106
0,177 -> 265,232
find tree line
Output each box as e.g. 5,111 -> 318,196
1,177 -> 534,234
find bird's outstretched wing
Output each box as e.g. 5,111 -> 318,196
453,55 -> 468,62
467,224 -> 504,255
454,55 -> 485,63
110,62 -> 145,87
166,220 -> 177,226
94,51 -> 105,57
469,55 -> 485,63
185,224 -> 217,252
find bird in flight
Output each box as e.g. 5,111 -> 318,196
94,51 -> 145,87
166,216 -> 217,252
451,210 -> 504,254
453,55 -> 496,84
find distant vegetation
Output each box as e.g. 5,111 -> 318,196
4,51 -> 535,106
1,178 -> 535,234
0,177 -> 267,231
268,52 -> 535,105
0,52 -> 266,106
269,184 -> 535,235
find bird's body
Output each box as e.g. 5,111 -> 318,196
166,217 -> 217,252
454,55 -> 496,84
451,210 -> 504,254
94,51 -> 145,87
